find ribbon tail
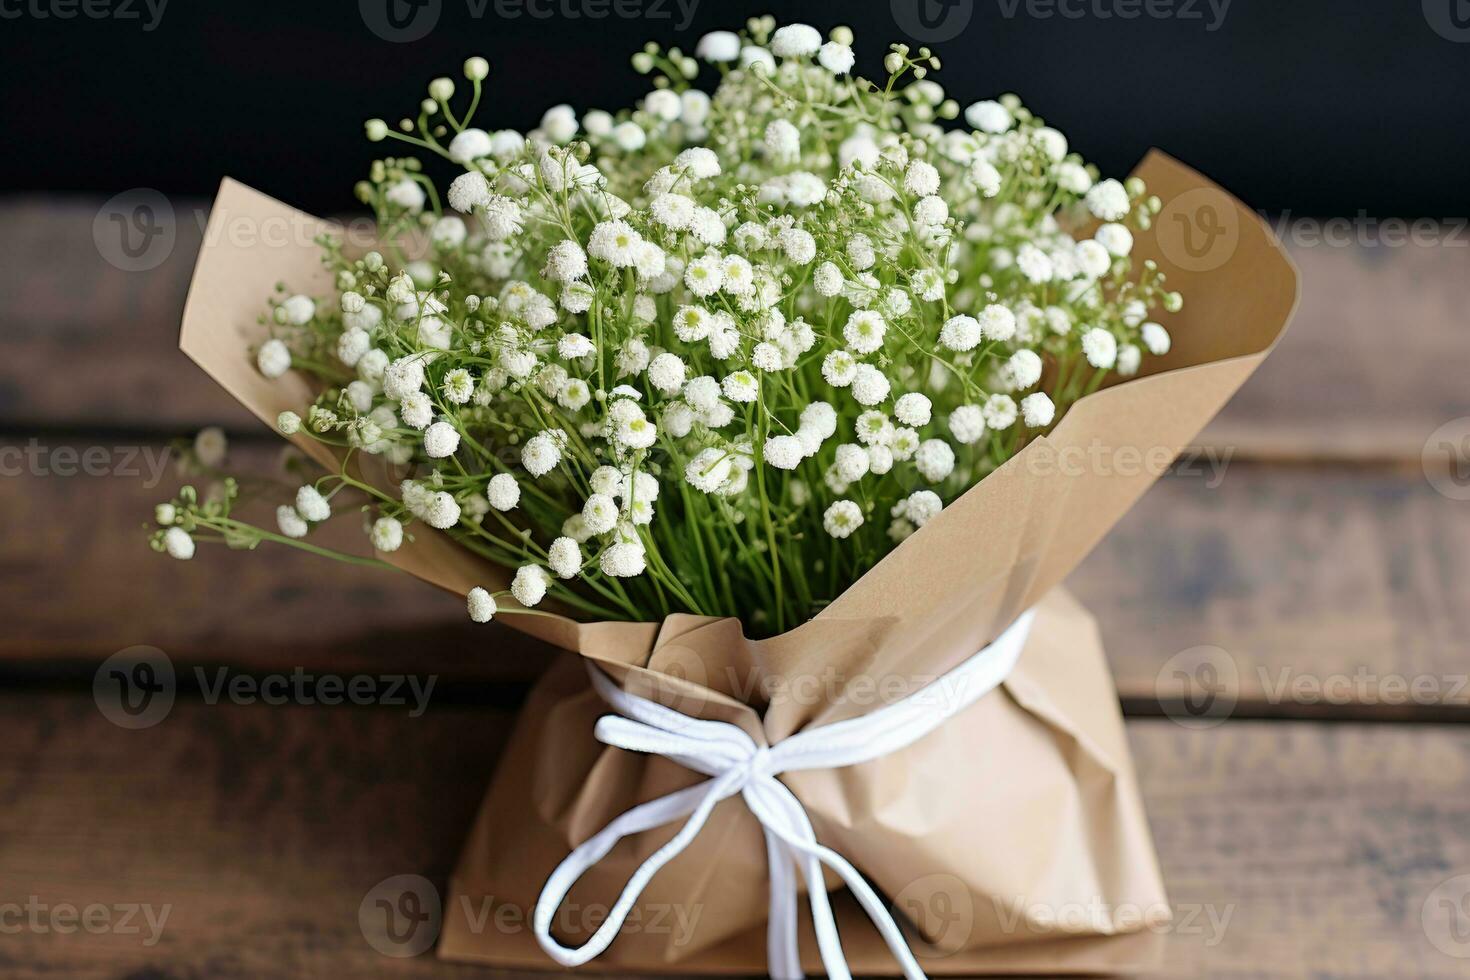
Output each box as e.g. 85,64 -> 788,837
763,826 -> 804,980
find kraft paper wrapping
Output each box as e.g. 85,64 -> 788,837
179,151 -> 1298,974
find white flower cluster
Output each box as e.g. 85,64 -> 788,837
153,18 -> 1181,637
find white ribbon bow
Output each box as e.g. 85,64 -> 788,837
533,609 -> 1036,980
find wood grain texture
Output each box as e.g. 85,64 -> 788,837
5,435 -> 1466,715
4,200 -> 1467,459
2,694 -> 1468,979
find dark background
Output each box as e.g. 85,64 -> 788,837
4,0 -> 1468,216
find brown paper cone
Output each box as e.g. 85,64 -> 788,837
179,150 -> 1297,974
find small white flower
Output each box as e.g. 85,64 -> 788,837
521,434 -> 562,476
337,327 -> 371,367
448,127 -> 493,164
1085,178 -> 1130,221
856,410 -> 895,446
1095,223 -> 1134,257
1007,349 -> 1044,389
277,411 -> 301,435
904,489 -> 944,527
424,421 -> 460,458
386,178 -> 426,213
823,499 -> 864,538
818,41 -> 854,74
543,239 -> 588,282
904,160 -> 941,197
801,401 -> 838,440
383,357 -> 426,400
1141,322 -> 1172,356
486,473 -> 521,512
599,542 -> 647,578
752,342 -> 783,372
1081,327 -> 1119,369
771,23 -> 822,57
685,447 -> 734,493
843,309 -> 887,354
588,220 -> 642,267
1117,343 -> 1142,377
965,100 -> 1013,134
448,171 -> 491,213
612,120 -> 646,151
1055,161 -> 1093,195
276,505 -> 309,539
467,587 -> 497,623
398,391 -> 433,430
764,119 -> 801,163
894,393 -> 932,427
979,304 -> 1017,342
834,443 -> 870,482
713,368 -> 758,405
813,261 -> 844,297
617,417 -> 658,450
280,294 -> 315,326
430,215 -> 467,248
370,516 -> 403,552
948,405 -> 987,445
1075,239 -> 1112,279
425,492 -> 460,529
779,227 -> 816,265
511,565 -> 550,607
643,88 -> 682,122
582,493 -> 619,535
696,30 -> 741,62
163,526 -> 194,560
1016,244 -> 1054,284
763,434 -> 803,470
850,364 -> 891,406
970,158 -> 1002,197
740,45 -> 777,74
983,393 -> 1018,431
548,536 -> 582,578
939,314 -> 981,352
684,253 -> 724,297
295,485 -> 332,522
257,339 -> 291,379
1021,392 -> 1056,428
674,146 -> 721,178
914,439 -> 956,482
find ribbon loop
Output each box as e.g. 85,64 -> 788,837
534,610 -> 1037,979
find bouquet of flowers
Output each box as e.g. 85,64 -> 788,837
160,15 -> 1296,975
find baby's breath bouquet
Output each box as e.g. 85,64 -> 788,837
152,17 -> 1182,639
160,15 -> 1296,975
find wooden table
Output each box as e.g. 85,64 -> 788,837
2,201 -> 1469,977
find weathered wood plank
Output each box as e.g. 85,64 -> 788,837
1,695 -> 1467,978
4,200 -> 1467,458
